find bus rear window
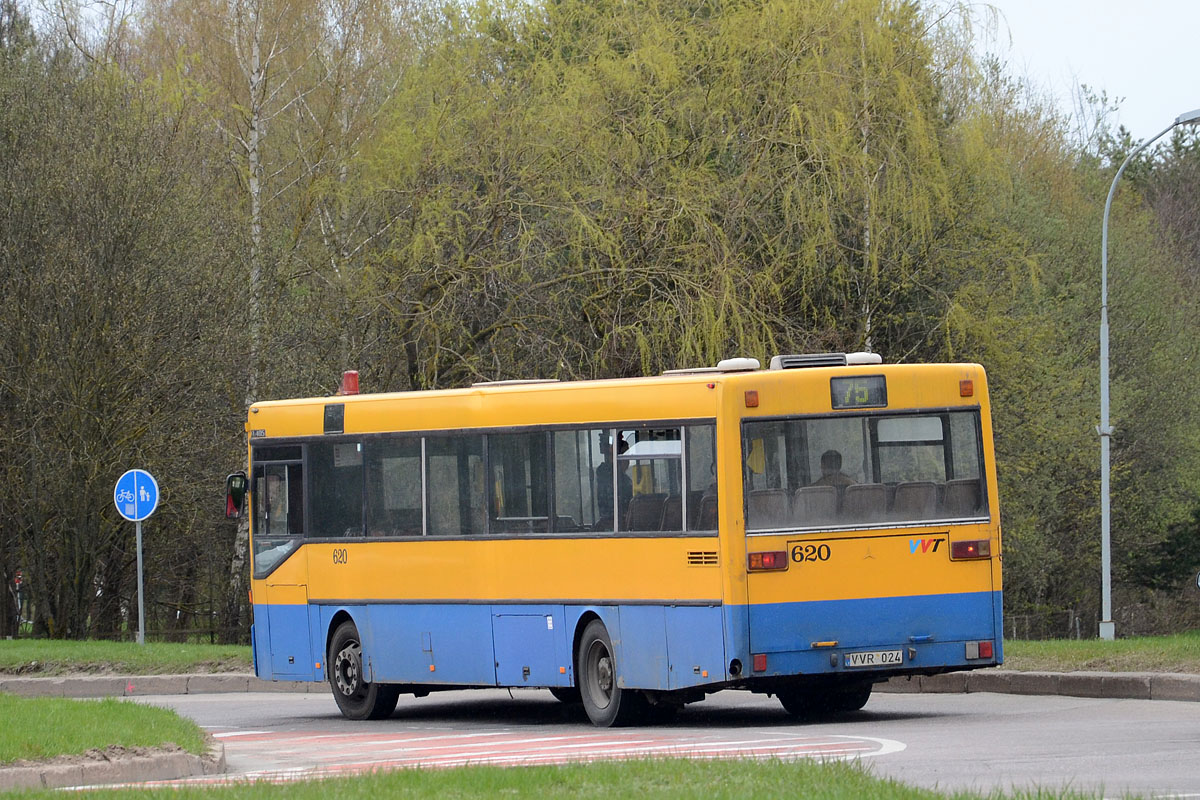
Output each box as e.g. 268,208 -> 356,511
742,411 -> 987,531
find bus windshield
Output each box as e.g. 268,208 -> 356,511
742,410 -> 987,531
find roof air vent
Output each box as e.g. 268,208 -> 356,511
716,357 -> 761,372
769,353 -> 847,370
846,352 -> 883,365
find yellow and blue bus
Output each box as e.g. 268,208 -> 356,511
226,352 -> 1002,726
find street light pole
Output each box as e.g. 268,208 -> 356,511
1098,107 -> 1200,641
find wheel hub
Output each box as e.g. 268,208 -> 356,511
596,655 -> 613,693
334,641 -> 362,697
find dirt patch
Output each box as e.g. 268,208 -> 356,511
0,657 -> 251,677
6,743 -> 185,769
4,741 -> 224,772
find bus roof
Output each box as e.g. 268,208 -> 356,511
245,355 -> 987,438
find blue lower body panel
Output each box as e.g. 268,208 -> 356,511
254,601 -> 727,691
253,592 -> 1000,688
734,590 -> 1002,676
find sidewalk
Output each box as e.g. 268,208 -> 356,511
2,669 -> 1198,790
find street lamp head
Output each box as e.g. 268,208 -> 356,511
1174,108 -> 1200,126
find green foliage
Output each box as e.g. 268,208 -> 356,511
1,0 -> 1199,639
0,31 -> 243,639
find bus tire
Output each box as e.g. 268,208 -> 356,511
328,620 -> 400,721
829,682 -> 872,712
577,619 -> 646,727
778,681 -> 872,718
549,687 -> 582,704
776,687 -> 823,718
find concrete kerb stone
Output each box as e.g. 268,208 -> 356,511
878,668 -> 1200,702
1150,673 -> 1200,701
186,674 -> 251,694
0,672 -> 318,699
0,743 -> 225,792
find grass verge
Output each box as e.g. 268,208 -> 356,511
3,630 -> 1200,679
3,757 -> 1111,800
0,640 -> 250,676
0,694 -> 207,764
1002,629 -> 1200,673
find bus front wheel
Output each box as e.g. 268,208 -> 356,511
328,621 -> 400,721
577,619 -> 646,727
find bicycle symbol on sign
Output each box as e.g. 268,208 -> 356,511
116,489 -> 135,503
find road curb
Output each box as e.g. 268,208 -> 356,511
0,673 -> 321,698
0,742 -> 225,792
877,670 -> 1200,701
2,670 -> 1197,702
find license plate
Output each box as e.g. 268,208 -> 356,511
844,649 -> 903,668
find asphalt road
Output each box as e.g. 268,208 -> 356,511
134,687 -> 1200,798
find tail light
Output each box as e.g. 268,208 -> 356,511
748,551 -> 788,571
966,640 -> 995,660
950,539 -> 991,560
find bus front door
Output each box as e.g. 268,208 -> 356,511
262,581 -> 315,679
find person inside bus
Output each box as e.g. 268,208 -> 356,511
595,435 -> 633,527
812,449 -> 856,488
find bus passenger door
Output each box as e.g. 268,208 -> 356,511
263,582 -> 314,679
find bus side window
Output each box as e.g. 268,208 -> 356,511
686,424 -> 717,531
365,437 -> 422,536
553,428 -> 611,533
618,427 -> 681,532
426,435 -> 486,536
488,432 -> 549,534
308,441 -> 364,537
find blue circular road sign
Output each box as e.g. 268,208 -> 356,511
114,469 -> 160,522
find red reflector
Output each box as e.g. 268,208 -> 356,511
744,390 -> 759,408
951,539 -> 991,559
753,653 -> 767,672
748,551 -> 788,571
960,379 -> 974,397
979,640 -> 994,659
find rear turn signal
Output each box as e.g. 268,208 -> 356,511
950,539 -> 991,560
748,551 -> 788,571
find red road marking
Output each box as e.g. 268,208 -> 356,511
142,728 -> 905,787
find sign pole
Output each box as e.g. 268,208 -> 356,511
135,519 -> 145,646
114,469 -> 159,647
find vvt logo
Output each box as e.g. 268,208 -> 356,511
909,537 -> 943,554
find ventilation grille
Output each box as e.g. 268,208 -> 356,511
769,353 -> 848,370
687,551 -> 719,566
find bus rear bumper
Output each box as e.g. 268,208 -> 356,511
733,589 -> 1003,682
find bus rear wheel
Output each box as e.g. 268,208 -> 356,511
328,621 -> 400,721
777,681 -> 872,718
577,619 -> 646,727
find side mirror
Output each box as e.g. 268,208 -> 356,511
225,472 -> 248,519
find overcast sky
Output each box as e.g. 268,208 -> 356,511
978,0 -> 1200,142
